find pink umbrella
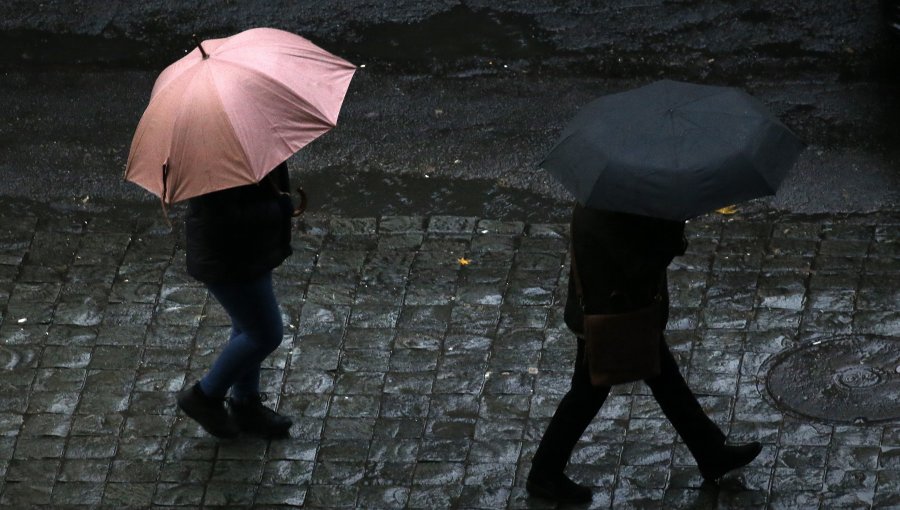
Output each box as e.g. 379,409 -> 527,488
125,27 -> 356,204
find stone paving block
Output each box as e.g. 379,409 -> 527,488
427,216 -> 478,234
51,481 -> 105,505
304,483 -> 359,508
874,470 -> 900,507
3,205 -> 900,508
1,481 -> 53,506
498,306 -> 549,332
0,239 -> 29,267
379,216 -> 426,234
116,261 -> 167,283
254,484 -> 308,506
6,458 -> 59,482
315,440 -> 368,464
355,485 -> 409,508
46,324 -> 97,346
151,482 -> 203,506
364,456 -> 416,490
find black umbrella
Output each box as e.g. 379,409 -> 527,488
541,80 -> 805,221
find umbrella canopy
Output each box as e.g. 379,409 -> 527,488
125,27 -> 356,204
541,80 -> 804,221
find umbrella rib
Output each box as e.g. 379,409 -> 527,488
125,122 -> 150,179
231,87 -> 295,170
218,41 -> 352,69
705,122 -> 776,192
164,66 -> 238,202
208,59 -> 333,179
677,109 -> 765,121
204,67 -> 257,183
126,66 -> 202,185
214,57 -> 336,127
666,88 -> 728,111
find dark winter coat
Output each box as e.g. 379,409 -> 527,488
185,162 -> 294,283
563,204 -> 687,336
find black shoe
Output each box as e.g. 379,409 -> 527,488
526,470 -> 592,504
228,394 -> 293,438
698,442 -> 763,482
176,382 -> 240,438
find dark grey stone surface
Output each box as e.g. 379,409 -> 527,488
0,198 -> 897,508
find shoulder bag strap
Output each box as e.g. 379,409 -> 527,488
570,241 -> 589,312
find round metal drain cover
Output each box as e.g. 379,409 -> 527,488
764,336 -> 900,424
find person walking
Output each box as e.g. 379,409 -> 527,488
122,29 -> 353,439
526,204 -> 762,503
175,161 -> 296,439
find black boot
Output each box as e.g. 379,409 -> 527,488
698,442 -> 763,482
526,470 -> 592,504
228,394 -> 293,438
176,382 -> 240,439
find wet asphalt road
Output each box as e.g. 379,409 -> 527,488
1,1 -> 899,220
1,68 -> 899,222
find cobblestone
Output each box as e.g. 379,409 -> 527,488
0,200 -> 898,508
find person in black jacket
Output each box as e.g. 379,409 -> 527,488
176,161 -> 295,438
526,204 -> 762,503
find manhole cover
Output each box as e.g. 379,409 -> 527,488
764,336 -> 900,424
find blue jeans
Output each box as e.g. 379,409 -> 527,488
199,272 -> 284,401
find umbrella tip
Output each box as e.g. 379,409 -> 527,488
192,34 -> 209,59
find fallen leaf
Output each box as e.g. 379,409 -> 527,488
716,205 -> 738,215
458,257 -> 471,266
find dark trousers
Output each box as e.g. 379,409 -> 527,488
199,272 -> 284,400
531,335 -> 726,475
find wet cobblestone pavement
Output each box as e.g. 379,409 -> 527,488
0,199 -> 898,509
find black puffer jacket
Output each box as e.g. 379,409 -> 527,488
185,162 -> 294,284
563,204 -> 687,336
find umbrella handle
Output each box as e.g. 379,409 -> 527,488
293,187 -> 307,217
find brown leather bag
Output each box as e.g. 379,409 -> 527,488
572,248 -> 663,386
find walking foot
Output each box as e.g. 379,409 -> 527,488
526,470 -> 592,504
228,394 -> 293,438
176,382 -> 240,438
698,442 -> 763,482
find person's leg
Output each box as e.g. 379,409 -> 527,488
528,338 -> 608,502
644,337 -> 726,453
644,336 -> 760,481
179,272 -> 291,438
204,324 -> 268,403
199,272 -> 284,399
202,272 -> 292,436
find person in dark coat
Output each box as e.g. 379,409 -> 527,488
176,161 -> 295,439
526,204 -> 762,503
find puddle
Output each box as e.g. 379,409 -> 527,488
0,4 -> 559,73
0,30 -> 178,69
339,4 -> 557,71
296,167 -> 572,223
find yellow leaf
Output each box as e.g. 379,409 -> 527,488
458,257 -> 471,266
716,205 -> 738,215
